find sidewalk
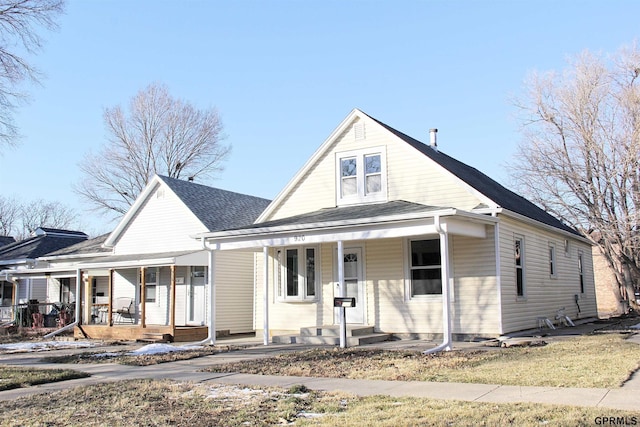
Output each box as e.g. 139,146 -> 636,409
1,331 -> 639,412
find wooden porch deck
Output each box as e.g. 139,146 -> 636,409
74,324 -> 210,342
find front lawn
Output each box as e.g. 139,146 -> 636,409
204,333 -> 640,388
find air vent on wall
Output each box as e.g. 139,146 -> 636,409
354,122 -> 365,140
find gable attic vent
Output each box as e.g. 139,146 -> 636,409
354,122 -> 365,140
429,128 -> 438,151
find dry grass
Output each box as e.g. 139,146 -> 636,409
0,379 -> 636,427
41,345 -> 237,366
204,333 -> 640,388
0,365 -> 88,391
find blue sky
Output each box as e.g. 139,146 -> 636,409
1,0 -> 639,236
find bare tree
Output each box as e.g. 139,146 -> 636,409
0,195 -> 19,236
510,43 -> 640,311
19,199 -> 77,238
0,0 -> 65,149
0,196 -> 77,239
75,82 -> 230,217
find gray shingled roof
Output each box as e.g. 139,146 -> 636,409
229,200 -> 444,230
0,236 -> 15,247
0,229 -> 88,262
366,114 -> 581,236
157,176 -> 271,231
43,233 -> 111,258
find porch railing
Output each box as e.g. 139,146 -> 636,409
0,301 -> 75,328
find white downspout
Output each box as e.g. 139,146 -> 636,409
263,246 -> 269,346
44,269 -> 81,339
199,238 -> 217,345
424,215 -> 452,354
493,212 -> 504,335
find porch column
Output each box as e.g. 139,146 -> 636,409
438,226 -> 452,351
337,240 -> 346,348
207,249 -> 216,345
74,269 -> 82,325
140,267 -> 146,328
170,265 -> 176,329
263,246 -> 269,346
108,269 -> 113,326
83,275 -> 92,325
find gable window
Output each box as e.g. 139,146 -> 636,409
515,237 -> 525,298
578,251 -> 585,294
409,239 -> 442,296
276,247 -> 318,301
336,147 -> 386,205
549,243 -> 557,277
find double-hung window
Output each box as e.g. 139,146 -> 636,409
578,251 -> 585,294
336,147 -> 386,205
276,247 -> 318,301
515,237 -> 525,298
549,243 -> 557,277
409,239 -> 442,296
141,267 -> 158,303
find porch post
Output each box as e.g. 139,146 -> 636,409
439,227 -> 452,351
108,269 -> 113,326
83,275 -> 92,325
74,269 -> 82,324
337,240 -> 346,348
208,249 -> 216,345
140,267 -> 146,328
170,265 -> 176,329
263,246 -> 269,346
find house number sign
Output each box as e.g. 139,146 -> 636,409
292,234 -> 306,242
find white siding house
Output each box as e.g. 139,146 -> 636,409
197,109 -> 597,345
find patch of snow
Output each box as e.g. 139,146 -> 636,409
0,340 -> 96,353
126,343 -> 203,356
297,412 -> 325,419
630,323 -> 640,330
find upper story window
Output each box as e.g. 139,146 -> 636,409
336,147 -> 387,205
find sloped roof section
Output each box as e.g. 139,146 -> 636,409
231,200 -> 445,230
0,236 -> 15,247
158,176 -> 272,231
366,114 -> 580,236
0,229 -> 88,262
44,233 -> 111,258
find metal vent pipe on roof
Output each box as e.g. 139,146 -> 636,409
429,128 -> 438,148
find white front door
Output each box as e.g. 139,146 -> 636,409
335,247 -> 365,324
188,267 -> 207,326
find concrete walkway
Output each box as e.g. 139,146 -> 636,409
0,330 -> 639,412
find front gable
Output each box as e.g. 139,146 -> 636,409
261,109 -> 489,222
107,178 -> 207,255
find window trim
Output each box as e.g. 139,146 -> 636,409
275,246 -> 320,302
549,243 -> 557,278
578,251 -> 585,294
335,147 -> 387,206
404,237 -> 443,300
140,267 -> 159,304
515,235 -> 526,299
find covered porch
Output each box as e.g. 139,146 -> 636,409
196,201 -> 498,348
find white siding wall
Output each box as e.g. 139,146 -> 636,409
499,216 -> 597,333
113,183 -> 207,255
214,251 -> 255,334
254,235 -> 501,337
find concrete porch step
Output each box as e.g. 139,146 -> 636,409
136,332 -> 173,344
272,325 -> 391,346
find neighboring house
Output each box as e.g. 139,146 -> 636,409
7,175 -> 271,342
0,228 -> 88,323
0,236 -> 15,248
196,109 -> 597,345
